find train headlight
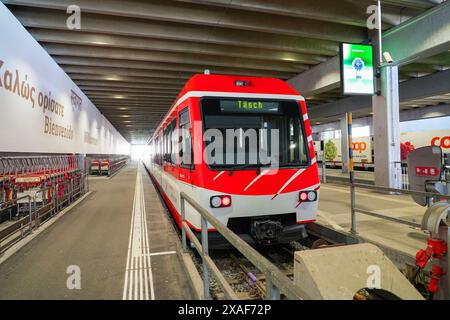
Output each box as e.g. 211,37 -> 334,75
210,195 -> 232,208
307,191 -> 317,201
211,196 -> 222,208
299,191 -> 317,202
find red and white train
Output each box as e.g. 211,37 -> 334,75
145,73 -> 320,246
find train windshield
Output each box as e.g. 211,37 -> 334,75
201,98 -> 310,169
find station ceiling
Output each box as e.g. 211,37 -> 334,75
3,0 -> 448,143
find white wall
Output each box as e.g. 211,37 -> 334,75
0,3 -> 130,155
400,116 -> 450,133
313,105 -> 450,138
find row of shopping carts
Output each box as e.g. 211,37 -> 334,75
89,156 -> 129,176
0,154 -> 87,253
0,155 -> 84,211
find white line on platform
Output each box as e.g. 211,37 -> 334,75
149,251 -> 177,257
317,210 -> 345,231
122,165 -> 155,300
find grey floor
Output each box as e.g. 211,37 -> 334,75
0,163 -> 193,300
318,182 -> 428,257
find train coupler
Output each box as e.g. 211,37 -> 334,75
251,219 -> 283,244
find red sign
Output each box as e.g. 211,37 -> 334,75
431,136 -> 450,149
415,166 -> 440,177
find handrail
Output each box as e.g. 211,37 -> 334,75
352,182 -> 450,200
348,182 -> 450,233
180,191 -> 312,300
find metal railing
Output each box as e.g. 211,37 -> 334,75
0,155 -> 81,177
401,166 -> 409,190
350,182 -> 450,234
180,192 -> 312,300
0,173 -> 87,254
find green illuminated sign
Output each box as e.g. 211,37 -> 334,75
219,100 -> 280,113
340,43 -> 375,95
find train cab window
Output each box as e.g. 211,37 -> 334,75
201,98 -> 310,169
179,108 -> 193,168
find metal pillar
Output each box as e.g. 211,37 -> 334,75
348,113 -> 357,234
181,197 -> 187,251
372,65 -> 402,189
340,114 -> 349,174
201,217 -> 210,299
265,278 -> 281,300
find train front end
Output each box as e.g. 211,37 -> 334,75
186,75 -> 320,246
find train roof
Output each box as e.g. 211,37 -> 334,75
178,73 -> 301,97
149,73 -> 303,142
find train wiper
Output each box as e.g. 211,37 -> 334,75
228,162 -> 272,176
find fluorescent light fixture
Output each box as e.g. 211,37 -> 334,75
105,76 -> 121,81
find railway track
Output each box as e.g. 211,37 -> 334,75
187,236 -> 336,300
146,167 -> 364,300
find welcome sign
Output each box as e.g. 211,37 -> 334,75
0,4 -> 130,155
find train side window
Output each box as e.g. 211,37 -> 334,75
154,136 -> 162,165
170,118 -> 177,164
163,118 -> 176,164
163,126 -> 169,162
179,107 -> 193,169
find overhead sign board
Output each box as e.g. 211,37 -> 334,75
340,43 -> 375,95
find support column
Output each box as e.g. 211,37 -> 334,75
340,115 -> 349,174
372,65 -> 402,188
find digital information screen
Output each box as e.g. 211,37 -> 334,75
219,100 -> 280,113
340,43 -> 375,95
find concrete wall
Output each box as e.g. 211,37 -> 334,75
0,3 -> 130,155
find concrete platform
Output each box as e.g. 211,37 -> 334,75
0,162 -> 194,300
294,243 -> 424,300
319,168 -> 374,184
317,182 -> 428,264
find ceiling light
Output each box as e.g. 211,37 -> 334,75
282,56 -> 296,62
105,76 -> 120,81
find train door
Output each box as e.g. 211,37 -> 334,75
161,116 -> 177,196
178,103 -> 194,185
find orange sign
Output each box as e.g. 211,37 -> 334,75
352,142 -> 367,153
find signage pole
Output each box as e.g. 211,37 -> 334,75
348,113 -> 357,234
377,0 -> 383,66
